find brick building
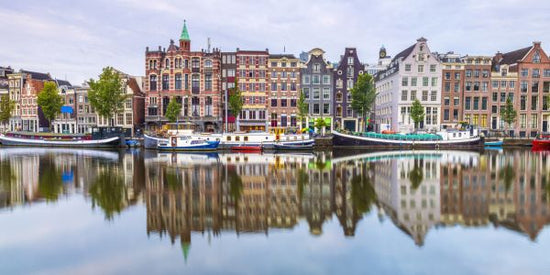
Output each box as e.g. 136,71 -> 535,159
438,52 -> 464,128
144,21 -> 222,132
333,48 -> 364,132
236,49 -> 269,131
221,52 -> 237,131
268,54 -> 301,129
462,56 -> 492,133
8,70 -> 52,132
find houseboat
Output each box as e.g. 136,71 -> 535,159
0,127 -> 125,148
333,128 -> 483,149
157,133 -> 220,151
532,133 -> 550,149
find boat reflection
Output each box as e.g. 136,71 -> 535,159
1,148 -> 550,252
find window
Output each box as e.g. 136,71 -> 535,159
271,62 -> 277,67
303,75 -> 310,84
520,95 -> 526,110
431,77 -> 437,87
281,82 -> 287,91
500,92 -> 506,103
303,88 -> 310,98
313,104 -> 320,114
474,70 -> 480,77
313,88 -> 320,99
405,64 -> 411,71
162,74 -> 169,90
323,88 -> 330,99
323,103 -> 330,114
312,75 -> 320,84
192,74 -> 200,89
411,90 -> 417,100
402,77 -> 408,86
532,81 -> 539,93
430,64 -> 436,72
445,82 -> 451,92
482,97 -> 487,110
175,74 -> 182,90
204,59 -> 212,67
290,99 -> 297,107
445,72 -> 451,80
192,58 -> 200,69
165,58 -> 170,69
271,82 -> 277,91
532,96 -> 538,110
544,70 -> 550,77
430,91 -> 437,101
418,65 -> 424,73
205,74 -> 212,90
444,97 -> 450,106
474,81 -> 480,91
521,69 -> 528,77
290,82 -> 296,91
323,75 -> 330,84
454,82 -> 460,92
149,75 -> 157,91
281,99 -> 288,107
444,109 -> 449,121
520,114 -> 526,128
271,99 -> 277,107
521,81 -> 528,92
533,69 -> 540,78
492,81 -> 498,89
411,77 -> 417,86
422,90 -> 428,101
510,81 -> 515,89
533,52 -> 541,63
422,77 -> 429,86
401,90 -> 408,101
313,63 -> 320,73
482,70 -> 489,78
465,97 -> 471,110
466,82 -> 472,91
465,70 -> 472,78
473,97 -> 479,110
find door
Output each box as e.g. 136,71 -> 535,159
492,117 -> 497,130
543,121 -> 548,132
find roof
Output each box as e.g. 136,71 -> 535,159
392,44 -> 416,63
167,39 -> 179,51
180,20 -> 190,41
499,46 -> 531,65
55,79 -> 72,87
20,70 -> 51,81
269,54 -> 296,59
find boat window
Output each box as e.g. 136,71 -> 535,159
227,136 -> 231,141
236,136 -> 240,141
453,133 -> 456,138
244,136 -> 248,141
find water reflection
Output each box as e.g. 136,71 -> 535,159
1,148 -> 550,251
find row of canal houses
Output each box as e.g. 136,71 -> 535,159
2,21 -> 550,137
145,22 -> 550,137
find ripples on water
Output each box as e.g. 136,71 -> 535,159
1,148 -> 550,274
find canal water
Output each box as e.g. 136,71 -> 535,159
1,148 -> 549,274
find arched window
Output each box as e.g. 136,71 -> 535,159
205,59 -> 213,67
149,60 -> 153,70
175,74 -> 182,90
162,74 -> 169,90
165,58 -> 170,69
149,75 -> 157,91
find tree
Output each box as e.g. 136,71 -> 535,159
350,73 -> 377,132
88,67 -> 126,126
0,94 -> 15,130
297,91 -> 308,129
165,99 -> 182,123
410,99 -> 425,131
501,97 -> 517,133
314,118 -> 327,135
37,81 -> 63,131
228,78 -> 243,131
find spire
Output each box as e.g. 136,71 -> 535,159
180,20 -> 190,41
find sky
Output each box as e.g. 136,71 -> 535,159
1,0 -> 550,85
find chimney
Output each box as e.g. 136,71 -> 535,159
533,41 -> 541,47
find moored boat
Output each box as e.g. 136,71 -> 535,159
231,145 -> 263,152
157,135 -> 220,151
485,138 -> 504,147
273,140 -> 314,150
0,127 -> 124,148
333,128 -> 483,149
532,133 -> 550,149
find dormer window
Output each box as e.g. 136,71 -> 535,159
419,45 -> 424,51
313,63 -> 320,73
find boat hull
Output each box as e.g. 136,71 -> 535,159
533,139 -> 550,149
144,134 -> 168,149
158,141 -> 220,151
0,135 -> 121,148
485,141 -> 503,147
333,131 -> 484,149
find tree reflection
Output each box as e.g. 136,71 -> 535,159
228,169 -> 243,203
351,165 -> 376,215
408,159 -> 424,189
164,168 -> 182,190
499,164 -> 515,192
297,168 -> 309,201
89,167 -> 126,220
0,159 -> 16,188
38,158 -> 63,202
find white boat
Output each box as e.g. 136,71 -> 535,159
0,128 -> 123,148
198,131 -> 314,150
157,133 -> 220,151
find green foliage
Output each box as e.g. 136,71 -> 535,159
89,167 -> 126,220
165,99 -> 182,123
350,74 -> 377,131
296,168 -> 309,200
88,67 -> 126,126
297,91 -> 308,128
37,81 -> 63,129
0,94 -> 15,124
228,78 -> 243,131
499,164 -> 515,192
314,118 -> 327,133
37,158 -> 63,202
0,159 -> 16,191
501,97 -> 517,130
350,167 -> 376,215
228,169 -> 243,203
410,99 -> 425,130
408,160 -> 424,189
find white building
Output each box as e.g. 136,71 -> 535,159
364,46 -> 392,76
375,38 -> 442,133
